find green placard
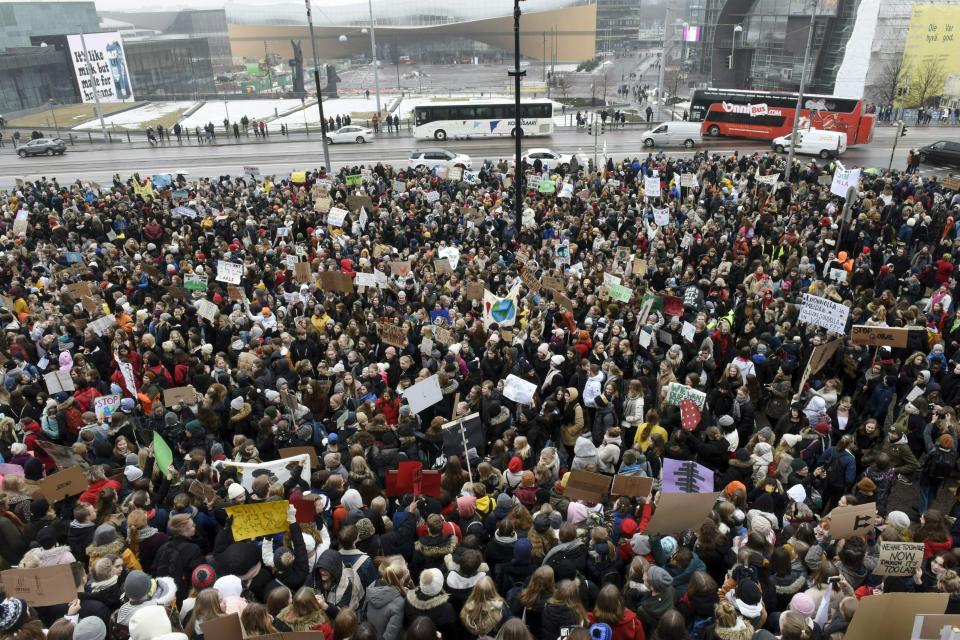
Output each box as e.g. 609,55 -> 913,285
607,283 -> 634,303
184,275 -> 207,292
153,431 -> 174,478
345,174 -> 362,186
538,178 -> 557,194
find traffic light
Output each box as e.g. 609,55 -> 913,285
601,120 -> 605,135
587,121 -> 592,135
900,125 -> 908,137
726,55 -> 733,69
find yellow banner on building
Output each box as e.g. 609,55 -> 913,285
898,5 -> 960,107
225,500 -> 289,540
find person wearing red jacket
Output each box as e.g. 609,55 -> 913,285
588,584 -> 646,640
78,466 -> 122,505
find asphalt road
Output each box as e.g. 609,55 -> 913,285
1,125 -> 955,188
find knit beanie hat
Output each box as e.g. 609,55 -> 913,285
0,598 -> 28,634
887,511 -> 911,532
646,566 -> 674,591
192,564 -> 216,590
420,568 -> 444,597
74,616 -> 107,640
790,592 -> 816,618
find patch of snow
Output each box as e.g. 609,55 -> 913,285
179,99 -> 303,128
73,102 -> 197,130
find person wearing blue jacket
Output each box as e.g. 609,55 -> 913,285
816,435 -> 858,511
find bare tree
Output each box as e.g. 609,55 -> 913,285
873,56 -> 905,105
904,56 -> 946,108
555,74 -> 571,99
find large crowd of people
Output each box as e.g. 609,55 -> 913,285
0,148 -> 958,640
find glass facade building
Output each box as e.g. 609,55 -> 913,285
0,1 -> 99,52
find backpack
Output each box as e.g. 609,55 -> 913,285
331,562 -> 365,611
826,451 -> 848,488
689,615 -> 713,640
926,449 -> 954,481
152,541 -> 186,591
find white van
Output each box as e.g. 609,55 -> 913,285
772,129 -> 847,159
641,121 -> 703,149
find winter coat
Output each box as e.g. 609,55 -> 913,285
541,603 -> 586,640
363,581 -> 405,640
572,436 -> 599,470
587,609 -> 646,640
85,540 -> 142,572
411,532 -> 457,578
404,589 -> 459,638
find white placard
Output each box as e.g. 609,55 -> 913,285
681,321 -> 696,343
66,32 -> 134,104
831,165 -> 861,198
644,175 -> 661,198
172,206 -> 197,219
438,246 -> 460,270
196,299 -> 219,322
680,173 -> 698,188
94,394 -> 121,421
89,314 -> 117,337
216,261 -> 243,285
354,272 -> 380,288
243,166 -> 260,177
44,370 -> 75,395
426,191 -> 441,204
830,267 -> 849,283
653,208 -> 670,226
449,167 -> 463,181
603,272 -> 622,287
799,293 -> 849,334
638,330 -> 652,348
503,374 -> 537,405
276,226 -> 290,238
401,374 -> 443,414
220,454 -> 311,492
118,361 -> 137,395
327,207 -> 348,227
358,207 -> 368,229
559,182 -> 573,198
756,172 -> 780,186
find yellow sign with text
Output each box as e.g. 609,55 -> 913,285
898,5 -> 960,106
225,500 -> 289,540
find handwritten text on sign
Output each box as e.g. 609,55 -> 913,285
874,541 -> 924,576
225,500 -> 289,540
798,293 -> 849,334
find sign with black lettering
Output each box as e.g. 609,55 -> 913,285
875,541 -> 924,576
850,325 -> 910,348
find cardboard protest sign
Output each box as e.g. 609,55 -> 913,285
188,479 -> 217,504
346,195 -> 373,212
220,454 -> 311,492
80,296 -> 103,316
874,541 -> 924,576
851,325 -> 910,348
564,469 -> 611,503
44,371 -> 75,395
1,564 -> 78,607
503,374 -> 537,405
807,339 -> 841,376
294,262 -> 312,284
401,374 -> 443,414
65,282 -> 96,300
237,351 -> 260,371
88,314 -> 117,337
390,261 -> 411,277
196,299 -> 219,322
541,275 -> 565,292
645,492 -> 720,536
202,613 -> 243,640
464,281 -> 485,301
914,614 -> 960,640
163,386 -> 197,408
520,269 -> 541,292
434,258 -> 453,276
278,446 -> 319,468
610,475 -> 654,498
665,382 -> 707,409
662,458 -> 714,493
225,500 -> 289,540
31,465 -> 86,502
828,501 -> 877,539
380,323 -> 407,348
844,593 -> 947,640
553,290 -> 575,311
799,293 -> 849,334
319,271 -> 353,294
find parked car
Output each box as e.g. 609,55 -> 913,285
326,125 -> 374,144
771,129 -> 847,159
640,122 -> 702,148
917,140 -> 960,166
407,148 -> 472,170
17,137 -> 66,157
519,148 -> 588,171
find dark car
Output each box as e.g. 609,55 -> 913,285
17,137 -> 66,158
918,140 -> 960,167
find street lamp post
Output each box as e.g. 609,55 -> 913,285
305,0 -> 332,172
366,0 -> 382,116
48,100 -> 60,138
785,0 -> 818,183
509,0 -> 526,237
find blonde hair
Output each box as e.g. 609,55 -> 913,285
460,577 -> 505,635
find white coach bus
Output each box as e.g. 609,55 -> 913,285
412,99 -> 554,141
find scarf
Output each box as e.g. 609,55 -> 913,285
129,526 -> 159,544
1,510 -> 25,533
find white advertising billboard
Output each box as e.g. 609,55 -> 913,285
66,32 -> 134,103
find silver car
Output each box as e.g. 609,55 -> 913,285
17,137 -> 67,158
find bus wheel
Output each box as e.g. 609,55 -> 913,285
708,125 -> 720,136
819,149 -> 831,159
511,128 -> 524,138
683,139 -> 694,149
775,144 -> 785,153
434,129 -> 447,141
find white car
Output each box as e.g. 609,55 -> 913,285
520,148 -> 586,171
326,125 -> 374,144
407,148 -> 472,171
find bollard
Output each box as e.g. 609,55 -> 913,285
127,131 -> 131,143
88,132 -> 93,144
108,132 -> 112,143
69,134 -> 75,146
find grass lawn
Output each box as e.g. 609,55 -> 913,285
6,103 -> 136,128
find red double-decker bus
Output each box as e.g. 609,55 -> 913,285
689,88 -> 875,145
